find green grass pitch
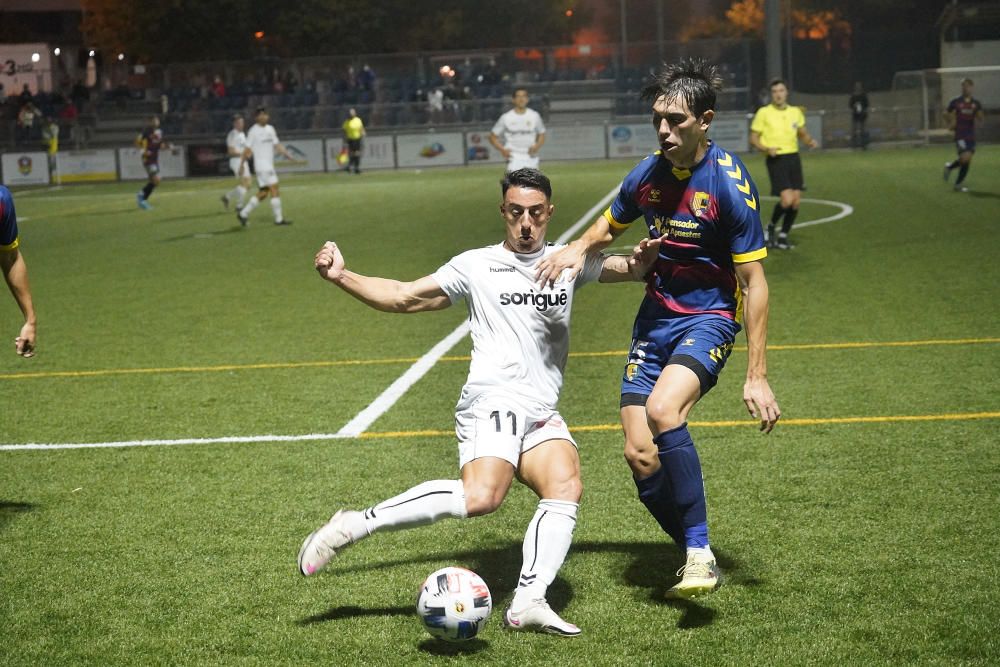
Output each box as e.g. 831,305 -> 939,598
1,146 -> 998,665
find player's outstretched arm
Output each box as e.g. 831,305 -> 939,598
598,237 -> 662,283
1,248 -> 36,357
536,213 -> 621,287
314,241 -> 451,313
736,260 -> 779,433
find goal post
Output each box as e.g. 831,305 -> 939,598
892,65 -> 1000,145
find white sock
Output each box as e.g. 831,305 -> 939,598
687,545 -> 714,560
234,185 -> 247,207
224,185 -> 240,203
239,197 -> 260,218
512,499 -> 578,610
363,480 -> 467,535
270,196 -> 283,223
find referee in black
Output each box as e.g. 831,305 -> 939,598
750,79 -> 818,249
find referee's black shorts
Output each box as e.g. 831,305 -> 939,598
765,153 -> 804,195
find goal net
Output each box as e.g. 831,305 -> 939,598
891,65 -> 1000,145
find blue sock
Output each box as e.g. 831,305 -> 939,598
633,467 -> 685,546
653,423 -> 709,549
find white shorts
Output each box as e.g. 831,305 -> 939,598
256,169 -> 279,188
455,392 -> 576,469
506,154 -> 539,172
230,159 -> 250,179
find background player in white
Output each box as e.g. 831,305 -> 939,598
221,114 -> 251,210
489,88 -> 546,172
236,107 -> 294,226
299,168 -> 661,636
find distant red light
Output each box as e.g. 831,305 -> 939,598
565,9 -> 573,17
254,31 -> 265,39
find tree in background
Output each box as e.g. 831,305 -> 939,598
81,0 -> 585,63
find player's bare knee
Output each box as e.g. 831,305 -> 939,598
462,484 -> 505,517
545,475 -> 582,503
644,400 -> 684,434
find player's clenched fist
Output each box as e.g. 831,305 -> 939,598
315,241 -> 346,282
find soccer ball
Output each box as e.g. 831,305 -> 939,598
415,566 -> 492,642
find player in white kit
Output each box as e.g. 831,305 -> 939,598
299,168 -> 663,636
236,107 -> 294,226
221,114 -> 251,211
489,88 -> 546,172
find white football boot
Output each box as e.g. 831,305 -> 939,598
665,549 -> 721,599
504,598 -> 581,637
297,510 -> 358,576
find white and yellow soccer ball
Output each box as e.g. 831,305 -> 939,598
415,566 -> 492,642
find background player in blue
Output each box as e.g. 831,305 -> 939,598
0,186 -> 37,357
135,115 -> 170,210
536,59 -> 780,599
942,78 -> 984,193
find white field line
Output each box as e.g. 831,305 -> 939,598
0,191 -> 853,452
758,196 -> 854,229
0,185 -> 620,451
334,184 -> 621,437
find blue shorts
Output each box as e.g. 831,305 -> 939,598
956,139 -> 976,154
620,313 -> 741,404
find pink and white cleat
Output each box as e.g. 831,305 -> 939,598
297,510 -> 357,576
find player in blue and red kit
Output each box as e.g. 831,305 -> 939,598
943,78 -> 984,193
536,59 -> 780,599
135,115 -> 170,209
1,185 -> 37,356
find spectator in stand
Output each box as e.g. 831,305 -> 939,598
58,102 -> 79,148
358,65 -> 375,92
71,80 -> 89,112
849,82 -> 869,149
428,88 -> 444,123
16,101 -> 40,146
212,75 -> 226,98
283,70 -> 298,94
18,84 -> 33,107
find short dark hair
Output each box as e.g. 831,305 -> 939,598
255,106 -> 267,115
962,78 -> 973,86
501,168 -> 552,200
641,58 -> 723,117
769,78 -> 786,89
232,113 -> 243,121
512,87 -> 529,97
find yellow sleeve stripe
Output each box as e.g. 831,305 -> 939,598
1,237 -> 20,252
732,247 -> 767,263
604,207 -> 630,230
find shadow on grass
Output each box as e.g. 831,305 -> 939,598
0,501 -> 36,531
298,537 -> 760,630
155,211 -> 228,224
417,637 -> 489,655
297,604 -> 412,625
968,190 -> 1000,201
159,227 -> 246,242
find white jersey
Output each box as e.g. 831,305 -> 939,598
245,123 -> 280,171
491,108 -> 546,157
226,128 -> 247,171
432,243 -> 603,411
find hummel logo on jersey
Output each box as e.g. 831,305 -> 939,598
490,266 -> 515,273
499,289 -> 568,311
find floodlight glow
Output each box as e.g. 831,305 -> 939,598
31,53 -> 40,62
54,47 -> 61,56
